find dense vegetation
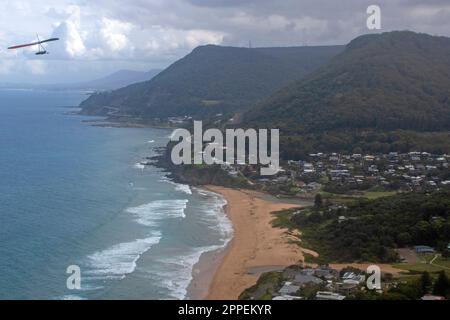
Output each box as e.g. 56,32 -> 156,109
280,130 -> 450,159
239,271 -> 285,300
243,31 -> 450,156
376,271 -> 450,300
292,190 -> 450,262
80,45 -> 343,118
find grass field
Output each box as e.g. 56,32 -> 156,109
319,190 -> 397,204
362,191 -> 397,199
394,254 -> 450,276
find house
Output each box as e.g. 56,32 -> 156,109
329,155 -> 339,162
335,282 -> 359,295
329,205 -> 348,212
288,160 -> 301,166
427,181 -> 437,187
388,152 -> 399,159
414,245 -> 435,253
314,267 -> 338,279
273,295 -> 304,300
342,272 -> 356,280
329,170 -> 351,179
343,277 -> 364,285
300,268 -> 315,276
421,295 -> 445,300
303,163 -> 315,173
341,272 -> 365,284
279,282 -> 300,295
293,274 -> 324,287
315,291 -> 346,300
305,182 -> 322,192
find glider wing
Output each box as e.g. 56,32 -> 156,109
8,38 -> 59,50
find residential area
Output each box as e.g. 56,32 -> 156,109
218,151 -> 450,197
240,263 -> 450,300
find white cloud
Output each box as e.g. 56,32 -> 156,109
0,60 -> 15,75
99,18 -> 133,52
52,20 -> 86,58
26,60 -> 46,75
1,0 -> 450,83
39,3 -> 224,61
140,26 -> 225,57
185,29 -> 225,47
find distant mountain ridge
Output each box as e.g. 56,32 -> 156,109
242,31 -> 450,157
0,69 -> 161,91
79,44 -> 344,118
71,69 -> 161,90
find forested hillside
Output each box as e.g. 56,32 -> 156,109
243,31 -> 450,157
79,45 -> 343,118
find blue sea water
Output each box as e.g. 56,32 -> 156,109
0,89 -> 232,300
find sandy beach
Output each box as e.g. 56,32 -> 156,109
204,186 -> 305,300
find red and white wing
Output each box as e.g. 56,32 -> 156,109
8,41 -> 40,50
8,38 -> 59,50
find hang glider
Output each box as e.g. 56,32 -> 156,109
8,35 -> 59,55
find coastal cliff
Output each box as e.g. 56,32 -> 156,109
153,143 -> 252,188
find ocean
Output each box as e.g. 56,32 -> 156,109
0,89 -> 232,300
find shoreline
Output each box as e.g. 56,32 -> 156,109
186,191 -> 233,300
197,186 -> 305,300
77,114 -> 306,299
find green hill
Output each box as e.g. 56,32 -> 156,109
243,31 -> 450,158
79,44 -> 343,119
291,190 -> 450,263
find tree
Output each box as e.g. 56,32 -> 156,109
419,272 -> 432,295
397,232 -> 412,246
433,271 -> 450,297
314,193 -> 323,209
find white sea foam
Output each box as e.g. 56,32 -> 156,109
78,199 -> 188,296
147,140 -> 155,143
127,199 -> 189,226
174,184 -> 192,195
194,187 -> 233,243
159,176 -> 192,195
134,163 -> 145,170
85,233 -> 161,280
150,189 -> 233,300
155,245 -> 223,300
61,295 -> 86,300
74,186 -> 231,300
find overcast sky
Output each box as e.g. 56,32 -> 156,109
1,0 -> 450,83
